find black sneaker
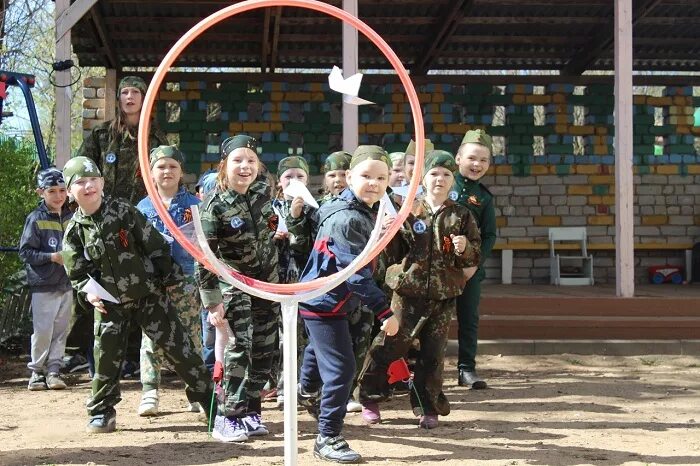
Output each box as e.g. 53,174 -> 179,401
27,372 -> 47,391
61,354 -> 89,374
313,434 -> 361,463
86,408 -> 116,433
121,360 -> 140,378
298,383 -> 320,420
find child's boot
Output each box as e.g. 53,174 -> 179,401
138,389 -> 159,416
86,407 -> 116,433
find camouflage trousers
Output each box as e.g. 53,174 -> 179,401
358,294 -> 454,416
347,303 -> 374,394
140,276 -> 203,392
87,289 -> 213,416
220,289 -> 279,417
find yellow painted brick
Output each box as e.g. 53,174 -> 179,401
669,116 -> 695,125
495,165 -> 513,175
486,166 -> 496,175
512,84 -> 528,94
425,104 -> 439,113
534,216 -> 561,226
271,82 -> 283,91
568,185 -> 592,195
185,91 -> 200,100
310,92 -> 325,101
595,126 -> 608,135
569,125 -> 595,135
589,175 -> 614,184
270,123 -> 283,131
593,144 -> 609,155
633,95 -> 647,105
242,122 -> 270,132
692,126 -> 700,135
601,195 -> 615,205
647,96 -> 672,106
432,114 -> 444,124
655,165 -> 679,175
228,122 -> 243,132
158,91 -> 187,100
392,93 -> 404,103
554,124 -> 569,134
310,83 -> 323,92
676,125 -> 691,134
447,123 -> 467,133
589,215 -> 614,226
181,82 -> 199,90
642,215 -> 668,225
393,123 -> 406,133
575,165 -> 600,175
392,113 -> 404,123
551,93 -> 566,103
433,123 -> 446,133
552,115 -> 569,124
550,103 -> 568,114
270,91 -> 284,101
672,96 -> 692,106
686,164 -> 700,174
526,95 -> 552,104
285,92 -> 310,101
530,165 -> 549,175
512,94 -> 526,104
588,195 -> 602,204
496,217 -> 507,227
366,123 -> 393,134
418,93 -> 432,103
269,112 -> 281,122
432,93 -> 444,103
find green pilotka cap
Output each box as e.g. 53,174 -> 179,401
461,129 -> 493,153
221,134 -> 259,159
423,150 -> 457,177
277,156 -> 309,176
404,139 -> 434,156
150,145 -> 185,168
118,76 -> 147,96
389,152 -> 405,165
350,145 -> 392,170
322,151 -> 352,173
63,156 -> 102,188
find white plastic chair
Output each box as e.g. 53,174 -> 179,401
549,227 -> 594,285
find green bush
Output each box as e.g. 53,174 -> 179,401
0,137 -> 40,283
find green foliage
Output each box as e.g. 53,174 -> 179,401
0,137 -> 40,283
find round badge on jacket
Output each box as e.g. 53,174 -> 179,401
48,237 -> 58,249
230,216 -> 245,229
449,191 -> 458,201
413,219 -> 427,234
106,153 -> 117,164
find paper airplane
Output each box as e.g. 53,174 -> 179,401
328,65 -> 375,106
81,275 -> 120,304
381,192 -> 398,216
390,184 -> 423,198
160,231 -> 175,244
283,179 -> 319,209
272,205 -> 289,233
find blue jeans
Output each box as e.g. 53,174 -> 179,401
300,318 -> 355,437
201,309 -> 215,373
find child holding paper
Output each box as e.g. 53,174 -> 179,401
197,134 -> 280,442
60,156 -> 213,434
135,145 -> 204,416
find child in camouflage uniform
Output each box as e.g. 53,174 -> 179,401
135,145 -> 204,416
197,134 -> 280,443
359,150 -> 481,429
296,145 -> 400,463
317,150 -> 351,204
61,157 -> 213,434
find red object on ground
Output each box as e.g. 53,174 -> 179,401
387,358 -> 412,384
213,360 -> 224,383
648,265 -> 684,284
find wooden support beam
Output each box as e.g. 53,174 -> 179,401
562,0 -> 662,75
88,5 -> 120,70
614,0 -> 635,298
55,0 -> 97,41
104,69 -> 117,122
261,8 -> 271,72
412,0 -> 474,76
342,0 -> 358,153
269,7 -> 282,72
54,0 -> 71,168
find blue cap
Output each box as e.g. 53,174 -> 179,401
196,170 -> 217,195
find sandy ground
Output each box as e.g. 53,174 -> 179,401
1,353 -> 700,466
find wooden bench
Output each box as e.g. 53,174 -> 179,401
496,242 -> 694,284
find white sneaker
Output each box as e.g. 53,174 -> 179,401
138,389 -> 159,416
276,394 -> 284,409
346,398 -> 362,413
188,401 -> 204,413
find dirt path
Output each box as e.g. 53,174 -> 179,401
1,353 -> 699,466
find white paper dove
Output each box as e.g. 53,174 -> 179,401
381,192 -> 398,216
272,205 -> 289,233
283,179 -> 319,209
81,275 -> 120,304
390,184 -> 423,198
328,65 -> 375,106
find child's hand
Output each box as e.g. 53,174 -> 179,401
274,230 -> 289,241
86,293 -> 107,314
381,315 -> 399,336
380,214 -> 396,237
290,196 -> 305,218
463,266 -> 478,282
50,252 -> 64,265
207,303 -> 226,328
450,234 -> 467,255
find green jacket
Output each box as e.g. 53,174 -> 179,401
196,181 -> 279,308
385,199 -> 481,301
452,174 -> 497,272
62,196 -> 182,304
76,121 -> 168,204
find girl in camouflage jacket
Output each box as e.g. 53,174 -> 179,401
197,135 -> 280,443
358,150 -> 481,430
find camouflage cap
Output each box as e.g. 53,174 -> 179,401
404,139 -> 435,156
423,150 -> 457,177
389,152 -> 405,165
118,75 -> 147,96
461,129 -> 493,154
63,156 -> 102,188
37,167 -> 65,189
221,134 -> 259,159
350,145 -> 391,170
322,151 -> 351,173
277,155 -> 309,176
150,144 -> 185,168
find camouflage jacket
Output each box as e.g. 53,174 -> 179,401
62,196 -> 183,304
76,121 -> 168,205
273,198 -> 314,284
451,174 -> 496,274
196,180 -> 279,308
385,199 -> 481,301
